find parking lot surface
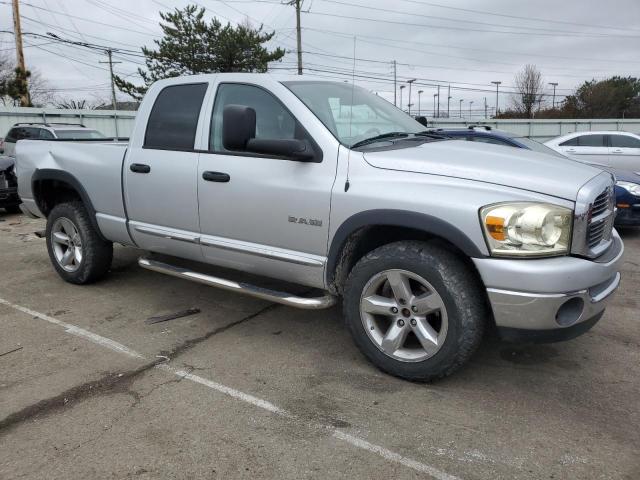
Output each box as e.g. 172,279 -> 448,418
1,212 -> 639,480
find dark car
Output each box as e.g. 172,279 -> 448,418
429,125 -> 567,157
610,169 -> 640,227
0,155 -> 20,213
432,126 -> 640,227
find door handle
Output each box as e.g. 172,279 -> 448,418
130,163 -> 151,173
612,149 -> 623,154
202,171 -> 230,182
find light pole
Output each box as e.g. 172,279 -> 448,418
459,99 -> 463,118
407,79 -> 416,115
399,85 -> 405,111
469,101 -> 474,119
548,82 -> 558,109
447,85 -> 451,118
491,81 -> 501,116
433,93 -> 437,118
417,90 -> 423,115
436,85 -> 440,118
484,97 -> 487,118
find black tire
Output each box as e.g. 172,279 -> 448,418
343,241 -> 486,382
4,205 -> 21,214
46,201 -> 113,284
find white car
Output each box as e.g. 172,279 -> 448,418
2,123 -> 105,157
545,131 -> 640,171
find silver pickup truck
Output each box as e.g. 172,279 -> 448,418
16,73 -> 623,381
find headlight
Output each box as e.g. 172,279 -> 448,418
616,181 -> 640,196
480,202 -> 572,257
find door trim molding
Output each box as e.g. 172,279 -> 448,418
200,235 -> 325,267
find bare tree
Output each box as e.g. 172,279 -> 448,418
511,64 -> 545,118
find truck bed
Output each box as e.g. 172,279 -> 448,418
16,140 -> 133,245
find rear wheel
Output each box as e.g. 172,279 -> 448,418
343,241 -> 486,381
46,201 -> 113,284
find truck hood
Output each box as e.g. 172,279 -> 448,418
363,140 -> 602,201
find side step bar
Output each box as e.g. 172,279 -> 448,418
138,257 -> 336,310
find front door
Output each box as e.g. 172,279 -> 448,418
124,82 -> 209,261
197,82 -> 339,288
609,134 -> 640,171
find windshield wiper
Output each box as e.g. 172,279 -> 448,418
414,130 -> 449,140
350,132 -> 409,149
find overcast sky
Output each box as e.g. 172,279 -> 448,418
1,0 -> 639,116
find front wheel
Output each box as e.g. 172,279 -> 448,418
343,241 -> 486,381
46,201 -> 113,284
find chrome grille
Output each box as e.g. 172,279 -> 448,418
572,174 -> 616,258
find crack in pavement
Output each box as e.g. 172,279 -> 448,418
0,302 -> 281,435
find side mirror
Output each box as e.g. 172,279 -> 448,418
246,138 -> 316,162
222,105 -> 256,151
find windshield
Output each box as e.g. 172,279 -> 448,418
54,130 -> 105,140
283,81 -> 424,147
516,137 -> 566,158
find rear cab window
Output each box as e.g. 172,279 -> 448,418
144,83 -> 208,150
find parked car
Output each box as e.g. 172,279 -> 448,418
611,169 -> 640,226
428,126 -> 566,157
2,123 -> 105,157
433,126 -> 638,226
16,74 -> 623,381
545,131 -> 640,171
0,155 -> 20,213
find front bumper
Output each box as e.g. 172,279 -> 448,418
473,230 -> 624,341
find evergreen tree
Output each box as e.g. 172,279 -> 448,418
114,5 -> 285,100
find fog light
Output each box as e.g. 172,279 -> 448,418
555,297 -> 584,327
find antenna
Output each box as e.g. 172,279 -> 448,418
345,36 -> 356,192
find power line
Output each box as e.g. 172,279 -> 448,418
304,10 -> 640,39
393,0 -> 640,33
314,0 -> 631,37
302,26 -> 640,68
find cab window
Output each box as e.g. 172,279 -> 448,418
144,83 -> 208,151
210,83 -> 309,152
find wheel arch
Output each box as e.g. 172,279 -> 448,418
31,169 -> 105,240
326,209 -> 486,293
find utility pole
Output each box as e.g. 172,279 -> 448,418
11,0 -> 30,106
407,79 -> 416,115
433,94 -> 436,118
99,49 -> 121,138
484,97 -> 487,118
548,82 -> 558,109
447,85 -> 451,118
393,60 -> 397,106
491,81 -> 501,116
286,0 -> 303,74
469,101 -> 474,119
417,90 -> 423,115
436,85 -> 440,118
399,85 -> 405,111
459,99 -> 463,118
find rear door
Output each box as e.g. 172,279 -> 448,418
123,82 -> 209,261
609,133 -> 640,171
558,134 -> 610,166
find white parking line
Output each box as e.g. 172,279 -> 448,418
0,297 -> 460,480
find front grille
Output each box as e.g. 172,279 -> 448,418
572,175 -> 616,258
586,186 -> 615,252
